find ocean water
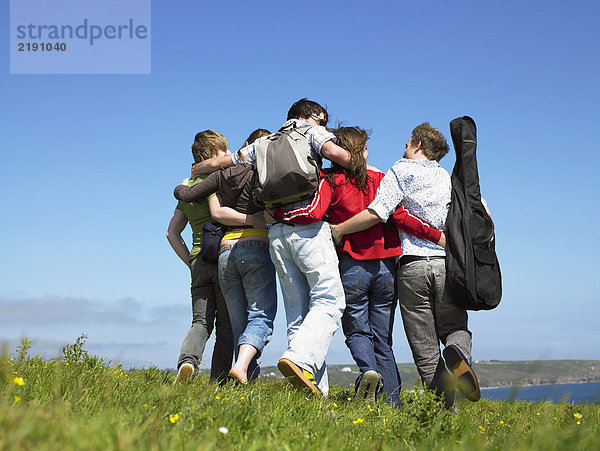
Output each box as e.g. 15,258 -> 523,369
481,382 -> 600,404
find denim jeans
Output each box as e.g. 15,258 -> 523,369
339,256 -> 401,407
268,221 -> 346,396
218,240 -> 277,381
396,258 -> 471,407
178,257 -> 234,382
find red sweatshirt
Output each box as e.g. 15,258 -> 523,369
273,169 -> 442,260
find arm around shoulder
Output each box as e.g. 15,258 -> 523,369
191,154 -> 234,177
320,140 -> 351,169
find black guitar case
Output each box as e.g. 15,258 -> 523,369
445,116 -> 502,310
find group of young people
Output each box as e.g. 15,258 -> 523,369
166,99 -> 482,409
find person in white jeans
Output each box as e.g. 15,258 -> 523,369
191,99 -> 351,396
268,221 -> 345,396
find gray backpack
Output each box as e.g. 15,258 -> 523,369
253,124 -> 321,208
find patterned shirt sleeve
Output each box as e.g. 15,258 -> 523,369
231,142 -> 257,165
306,125 -> 336,156
368,164 -> 405,222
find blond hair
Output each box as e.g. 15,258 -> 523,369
191,130 -> 229,163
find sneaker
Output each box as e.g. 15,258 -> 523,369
277,358 -> 322,397
174,363 -> 194,385
355,370 -> 382,403
443,345 -> 480,402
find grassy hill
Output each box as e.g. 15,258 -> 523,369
2,338 -> 599,450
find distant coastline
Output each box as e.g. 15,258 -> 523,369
481,380 -> 598,390
247,360 -> 600,389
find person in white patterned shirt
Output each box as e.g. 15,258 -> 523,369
331,122 -> 481,409
190,99 -> 351,397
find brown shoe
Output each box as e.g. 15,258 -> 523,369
277,358 -> 322,397
443,345 -> 480,402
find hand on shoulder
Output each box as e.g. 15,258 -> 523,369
366,164 -> 383,173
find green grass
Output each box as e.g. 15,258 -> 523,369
1,337 -> 599,450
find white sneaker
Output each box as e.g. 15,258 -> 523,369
174,363 -> 194,385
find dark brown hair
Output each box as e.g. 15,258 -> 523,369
287,98 -> 328,126
326,126 -> 370,193
244,128 -> 271,147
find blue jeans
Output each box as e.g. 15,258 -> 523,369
178,257 -> 233,382
218,240 -> 277,381
268,221 -> 346,397
339,256 -> 401,407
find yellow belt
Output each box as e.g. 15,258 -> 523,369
222,228 -> 269,241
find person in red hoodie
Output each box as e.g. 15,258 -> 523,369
272,126 -> 442,406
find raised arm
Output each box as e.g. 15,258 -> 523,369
191,154 -> 234,177
166,209 -> 191,268
174,171 -> 221,203
321,140 -> 351,169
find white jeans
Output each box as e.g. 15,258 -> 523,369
268,221 -> 346,396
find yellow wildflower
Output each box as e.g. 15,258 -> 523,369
169,413 -> 180,424
14,395 -> 21,402
352,418 -> 364,425
143,403 -> 148,408
215,395 -> 220,400
479,426 -> 486,432
536,412 -> 540,416
576,421 -> 581,425
499,420 -> 504,425
332,403 -> 337,407
13,377 -> 25,386
240,396 -> 245,400
574,413 -> 582,420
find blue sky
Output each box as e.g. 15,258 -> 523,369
1,0 -> 599,369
